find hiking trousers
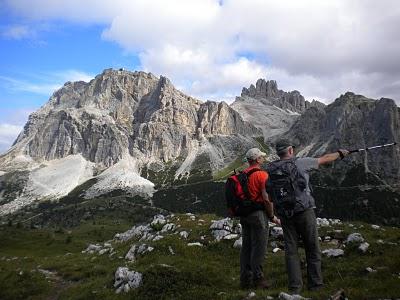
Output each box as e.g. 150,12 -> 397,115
281,208 -> 323,292
240,210 -> 269,284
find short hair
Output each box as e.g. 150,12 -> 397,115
277,146 -> 290,157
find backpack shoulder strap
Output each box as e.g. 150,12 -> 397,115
266,159 -> 284,171
239,168 -> 265,201
245,167 -> 262,177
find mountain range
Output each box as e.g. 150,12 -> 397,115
0,68 -> 399,224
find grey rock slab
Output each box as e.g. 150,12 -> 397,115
322,248 -> 344,257
114,267 -> 142,293
346,233 -> 365,244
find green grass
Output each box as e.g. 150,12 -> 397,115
213,157 -> 246,180
213,136 -> 270,181
254,136 -> 270,154
0,214 -> 399,299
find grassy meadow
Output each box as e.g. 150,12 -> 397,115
0,210 -> 399,300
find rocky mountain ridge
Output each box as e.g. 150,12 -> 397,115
241,78 -> 320,113
277,92 -> 400,184
0,69 -> 399,219
232,79 -> 325,139
5,69 -> 259,168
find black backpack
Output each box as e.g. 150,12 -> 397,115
225,168 -> 265,217
266,158 -> 308,218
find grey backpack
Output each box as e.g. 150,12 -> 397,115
266,158 -> 309,218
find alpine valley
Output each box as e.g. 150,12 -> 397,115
1,69 -> 400,300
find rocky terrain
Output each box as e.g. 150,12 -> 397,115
1,208 -> 399,299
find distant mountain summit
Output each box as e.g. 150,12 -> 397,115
232,79 -> 325,139
241,78 -> 312,113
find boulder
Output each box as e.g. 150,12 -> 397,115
346,233 -> 364,244
125,244 -> 154,261
179,231 -> 189,239
187,242 -> 203,247
233,237 -> 242,249
161,223 -> 176,233
151,214 -> 167,228
210,218 -> 240,241
271,226 -> 284,238
316,218 -> 330,227
82,242 -> 113,255
114,225 -> 152,242
366,267 -> 377,273
322,248 -> 344,257
279,292 -> 310,300
358,242 -> 370,253
114,267 -> 142,293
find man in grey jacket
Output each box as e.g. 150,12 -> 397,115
266,139 -> 349,294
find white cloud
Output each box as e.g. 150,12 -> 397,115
0,108 -> 33,154
4,0 -> 400,104
53,70 -> 94,84
0,124 -> 23,154
4,0 -> 121,23
0,108 -> 33,125
0,75 -> 60,95
2,25 -> 34,40
0,70 -> 94,96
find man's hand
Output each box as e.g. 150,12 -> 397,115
272,216 -> 281,226
337,149 -> 349,159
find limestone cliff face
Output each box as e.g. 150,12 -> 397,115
197,101 -> 259,136
2,69 -> 259,169
280,92 -> 400,183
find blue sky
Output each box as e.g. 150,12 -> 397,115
0,8 -> 142,152
0,19 -> 139,110
1,0 -> 399,154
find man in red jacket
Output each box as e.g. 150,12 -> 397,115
240,148 -> 279,289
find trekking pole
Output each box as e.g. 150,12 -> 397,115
349,142 -> 397,154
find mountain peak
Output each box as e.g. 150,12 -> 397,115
238,78 -> 325,115
241,78 -> 278,98
1,68 -> 259,169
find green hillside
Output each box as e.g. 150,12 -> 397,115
1,209 -> 399,300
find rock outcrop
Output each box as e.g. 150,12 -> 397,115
240,78 -> 322,114
232,79 -> 324,139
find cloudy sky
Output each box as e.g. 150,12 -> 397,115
1,0 -> 399,153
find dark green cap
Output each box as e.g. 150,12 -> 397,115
275,139 -> 296,153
